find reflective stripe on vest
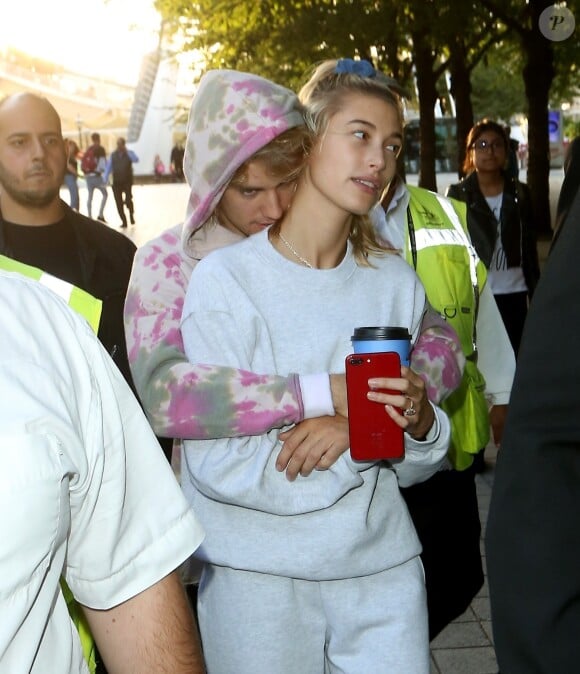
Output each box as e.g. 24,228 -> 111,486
407,186 -> 485,357
0,254 -> 102,333
413,191 -> 480,292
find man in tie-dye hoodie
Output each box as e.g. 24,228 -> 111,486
123,69 -> 463,458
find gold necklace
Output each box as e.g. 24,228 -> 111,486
278,232 -> 314,269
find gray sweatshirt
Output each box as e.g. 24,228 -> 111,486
181,229 -> 449,580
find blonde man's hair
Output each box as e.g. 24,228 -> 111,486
229,126 -> 312,189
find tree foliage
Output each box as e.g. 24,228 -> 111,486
470,42 -> 527,122
156,0 -> 579,228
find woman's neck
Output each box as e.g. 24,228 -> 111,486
272,181 -> 351,269
475,170 -> 504,197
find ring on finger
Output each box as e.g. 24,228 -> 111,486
403,397 -> 417,417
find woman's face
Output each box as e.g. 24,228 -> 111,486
307,92 -> 403,217
471,130 -> 507,174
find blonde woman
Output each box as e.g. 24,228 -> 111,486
180,60 -> 450,673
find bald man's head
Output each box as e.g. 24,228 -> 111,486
0,92 -> 62,133
0,92 -> 67,216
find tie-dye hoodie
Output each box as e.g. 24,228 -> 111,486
124,69 -> 463,441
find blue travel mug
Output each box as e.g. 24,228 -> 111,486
351,326 -> 411,366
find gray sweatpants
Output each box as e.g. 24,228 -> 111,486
198,556 -> 429,674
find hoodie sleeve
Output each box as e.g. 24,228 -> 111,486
123,231 -> 306,440
410,303 -> 465,405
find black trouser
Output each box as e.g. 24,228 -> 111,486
494,291 -> 528,357
400,464 -> 484,640
112,181 -> 134,225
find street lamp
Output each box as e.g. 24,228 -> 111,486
76,114 -> 83,149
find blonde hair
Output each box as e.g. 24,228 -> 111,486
229,126 -> 312,189
298,59 -> 403,265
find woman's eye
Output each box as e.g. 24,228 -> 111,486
353,130 -> 368,141
385,144 -> 401,156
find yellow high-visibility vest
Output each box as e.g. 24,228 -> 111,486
0,254 -> 102,333
405,186 -> 490,470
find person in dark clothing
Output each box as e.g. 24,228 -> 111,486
104,137 -> 138,228
170,141 -> 185,181
83,132 -> 108,222
447,119 -> 540,357
485,184 -> 580,674
0,92 -> 136,389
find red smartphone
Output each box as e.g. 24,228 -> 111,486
345,351 -> 404,461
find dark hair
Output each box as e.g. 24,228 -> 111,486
462,118 -> 508,175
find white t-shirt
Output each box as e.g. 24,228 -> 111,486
0,270 -> 204,674
485,193 -> 528,295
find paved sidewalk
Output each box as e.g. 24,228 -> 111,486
429,445 -> 499,673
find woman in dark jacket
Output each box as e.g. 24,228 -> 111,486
447,119 -> 540,356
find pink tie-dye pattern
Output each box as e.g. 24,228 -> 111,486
161,230 -> 180,245
231,406 -> 298,437
232,79 -> 262,95
259,106 -> 284,121
163,252 -> 183,270
239,370 -> 272,386
123,69 -> 464,442
143,246 -> 164,269
411,331 -> 464,405
164,325 -> 184,350
124,222 -> 305,440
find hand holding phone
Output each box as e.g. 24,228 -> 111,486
345,352 -> 404,461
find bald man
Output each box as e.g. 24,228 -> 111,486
0,92 -> 136,389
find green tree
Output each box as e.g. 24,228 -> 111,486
480,0 -> 568,236
446,5 -> 512,178
156,0 -> 578,226
470,43 -> 527,122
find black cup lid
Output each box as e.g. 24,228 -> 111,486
351,326 -> 410,340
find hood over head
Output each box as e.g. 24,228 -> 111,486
182,69 -> 305,245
